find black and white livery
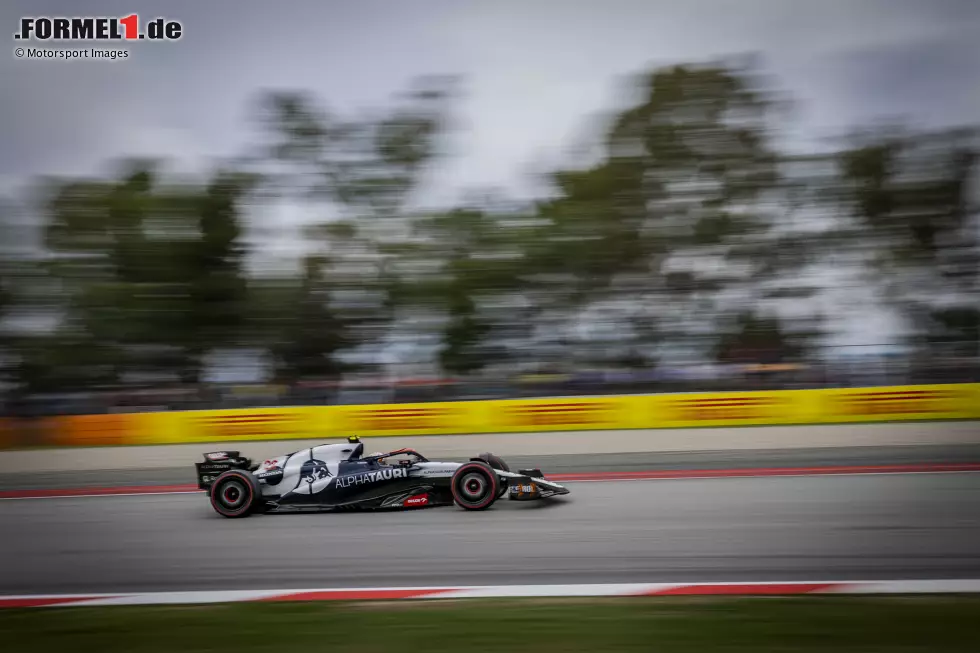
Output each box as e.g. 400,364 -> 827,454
196,436 -> 570,518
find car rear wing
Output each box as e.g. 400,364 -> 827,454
194,451 -> 253,491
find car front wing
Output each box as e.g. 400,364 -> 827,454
498,470 -> 570,501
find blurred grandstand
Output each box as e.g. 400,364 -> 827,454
4,344 -> 976,417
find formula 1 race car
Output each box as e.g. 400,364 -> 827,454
195,436 -> 570,518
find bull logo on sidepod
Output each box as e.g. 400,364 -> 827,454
300,459 -> 332,484
289,458 -> 333,495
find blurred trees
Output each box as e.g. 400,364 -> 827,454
528,61 -> 821,368
833,127 -> 979,355
401,204 -> 533,375
13,162 -> 254,392
0,59 -> 976,400
0,200 -> 23,388
248,257 -> 351,384
250,78 -> 458,381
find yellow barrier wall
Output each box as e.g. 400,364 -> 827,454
31,383 -> 980,447
808,384 -> 980,423
334,401 -> 482,437
647,390 -> 808,429
135,407 -> 331,445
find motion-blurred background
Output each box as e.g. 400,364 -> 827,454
1,0 -> 978,420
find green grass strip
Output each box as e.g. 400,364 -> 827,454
3,596 -> 980,653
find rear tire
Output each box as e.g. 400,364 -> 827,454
451,461 -> 500,511
209,470 -> 260,518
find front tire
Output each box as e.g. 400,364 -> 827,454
474,454 -> 510,498
451,461 -> 500,511
209,470 -> 260,518
476,452 -> 510,472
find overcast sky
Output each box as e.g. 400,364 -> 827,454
3,0 -> 979,353
3,0 -> 978,198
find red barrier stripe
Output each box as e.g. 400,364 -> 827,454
674,399 -> 775,406
357,410 -> 446,416
515,403 -> 607,407
199,415 -> 294,421
509,408 -> 603,413
202,417 -> 289,421
358,413 -> 441,416
844,392 -> 940,398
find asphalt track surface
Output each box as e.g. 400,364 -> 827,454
3,470 -> 980,595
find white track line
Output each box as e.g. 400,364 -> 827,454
5,580 -> 980,608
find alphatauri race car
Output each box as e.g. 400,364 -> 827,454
196,436 -> 570,518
